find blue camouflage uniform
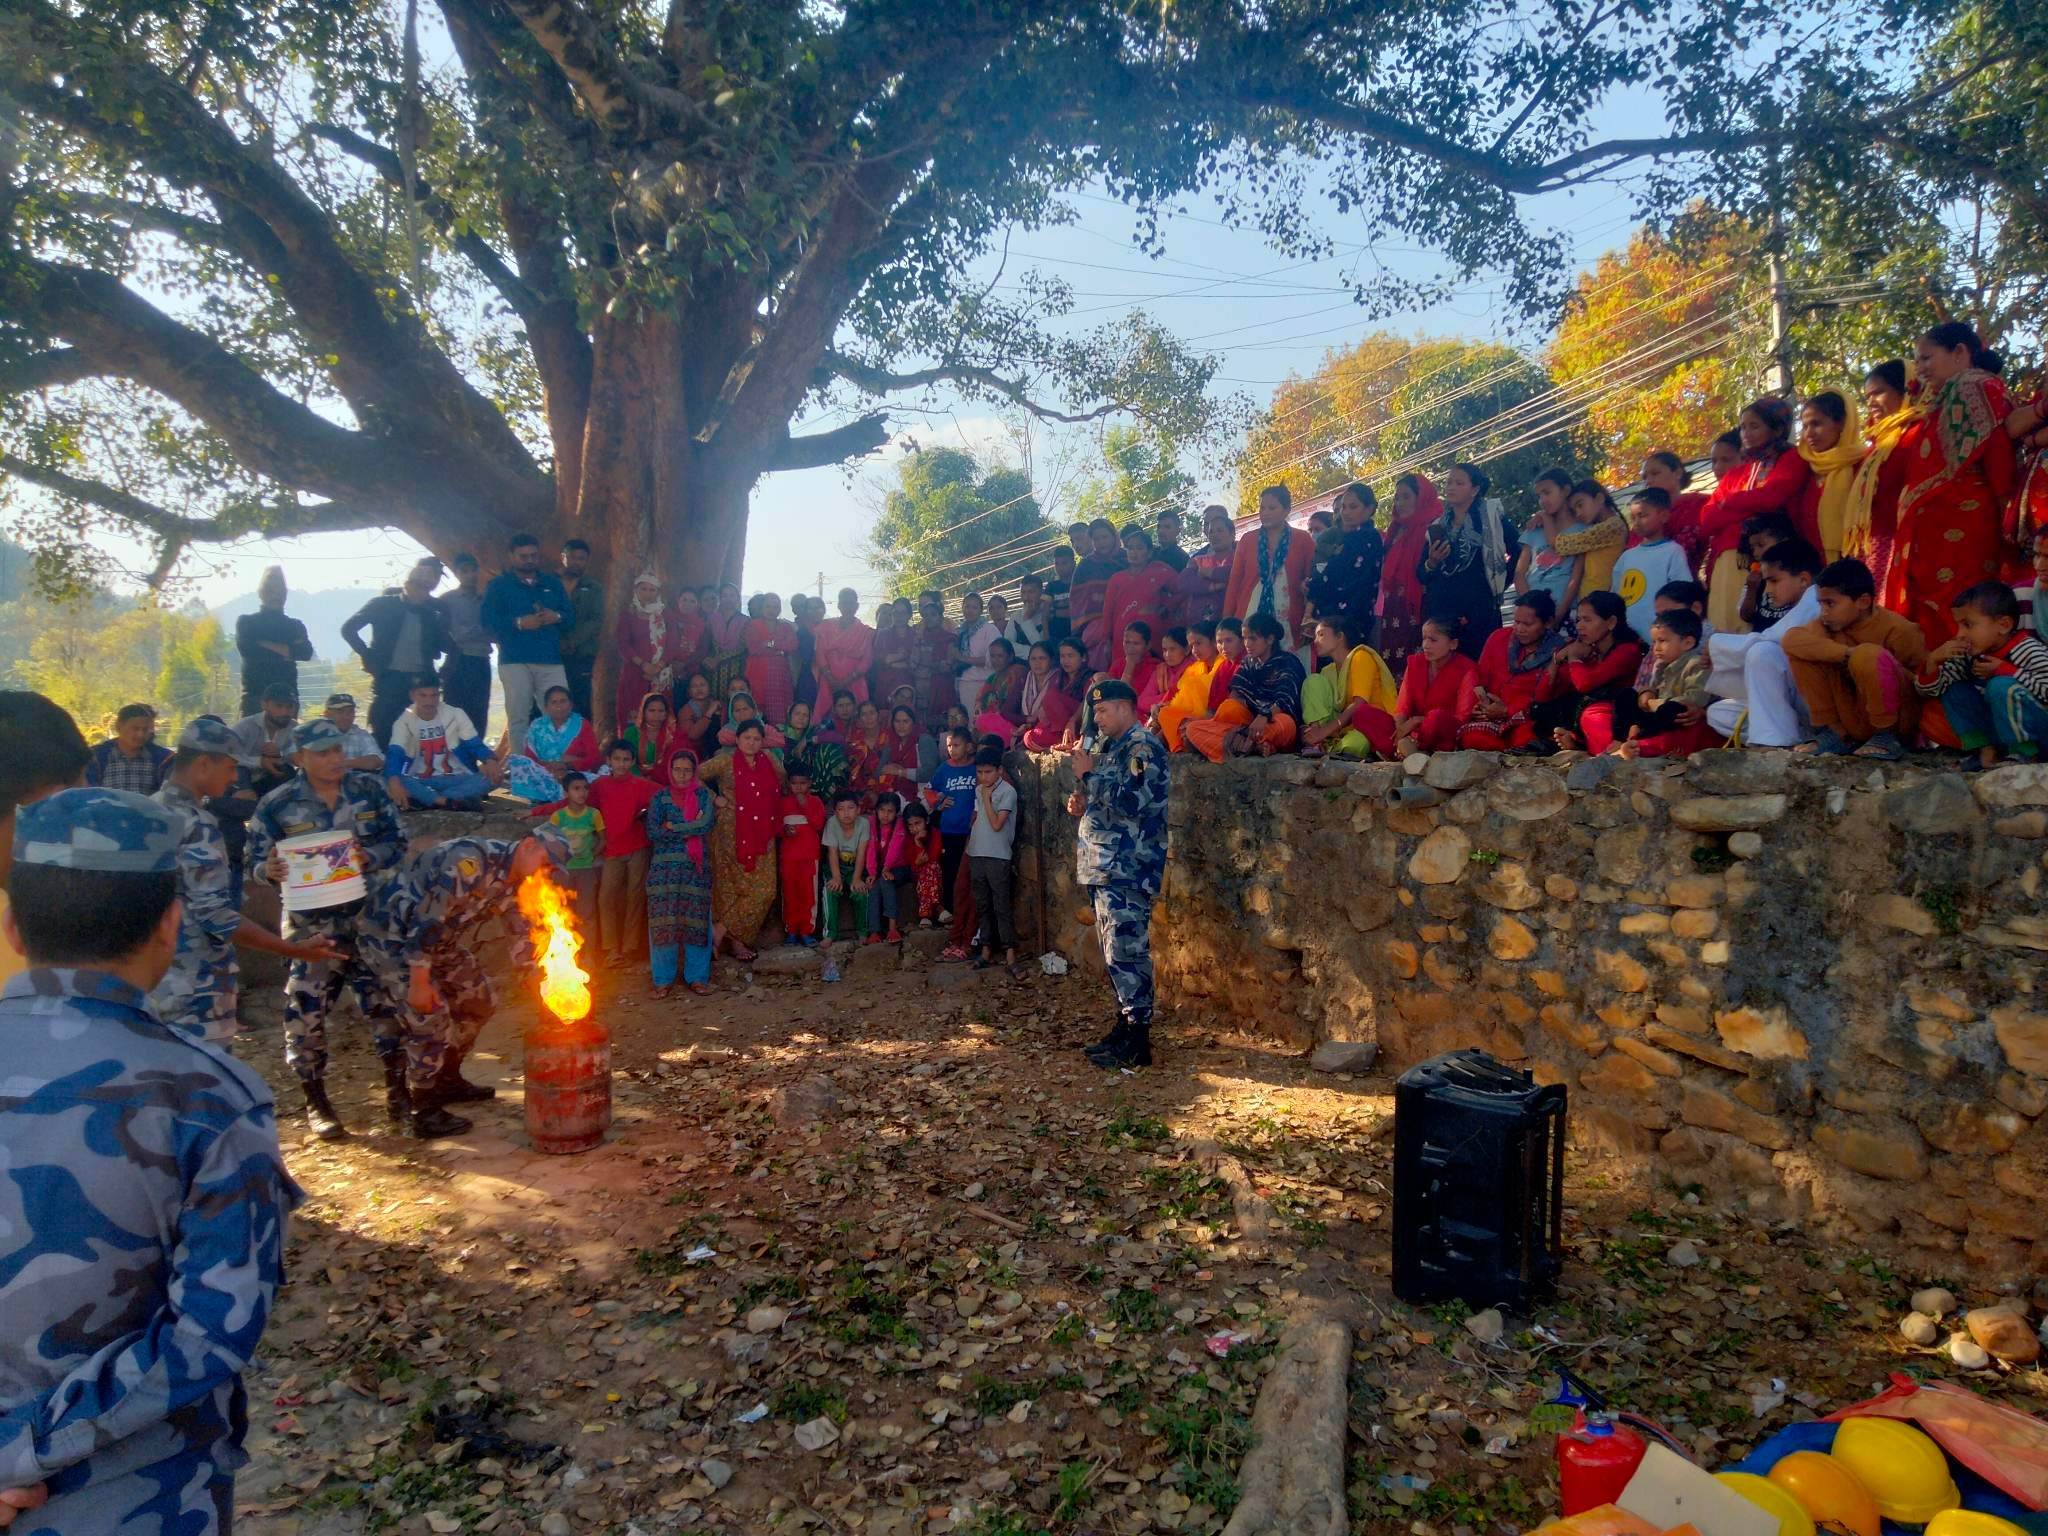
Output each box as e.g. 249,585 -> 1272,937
1075,721 -> 1170,1031
245,720 -> 407,1081
0,788 -> 302,1535
358,831 -> 558,1093
147,720 -> 245,1046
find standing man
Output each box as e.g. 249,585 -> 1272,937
86,703 -> 173,793
1046,545 -> 1076,646
439,552 -> 494,741
1064,679 -> 1169,1070
360,828 -> 566,1139
152,718 -> 337,1046
483,533 -> 569,755
558,538 -> 604,722
341,562 -> 448,747
0,786 -> 301,1535
235,564 -> 315,719
247,719 -> 409,1140
323,692 -> 387,772
1154,508 -> 1190,572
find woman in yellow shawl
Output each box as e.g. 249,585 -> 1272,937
1797,388 -> 1866,563
1300,613 -> 1400,759
1152,620 -> 1220,751
1843,360 -> 1915,593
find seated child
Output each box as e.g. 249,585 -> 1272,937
776,762 -> 826,945
1917,581 -> 2048,767
1735,512 -> 1799,632
1636,580 -> 1712,690
820,790 -> 872,942
547,772 -> 604,922
1462,592 -> 1561,752
1534,590 -> 1646,753
1783,558 -> 1925,760
861,793 -> 907,943
1381,614 -> 1477,756
1704,537 -> 1823,747
1612,609 -> 1716,758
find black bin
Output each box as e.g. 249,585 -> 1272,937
1392,1049 -> 1565,1310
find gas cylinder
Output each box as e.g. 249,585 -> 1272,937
1556,1411 -> 1647,1516
524,1010 -> 611,1155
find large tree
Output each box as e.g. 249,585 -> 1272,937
0,0 -> 2017,710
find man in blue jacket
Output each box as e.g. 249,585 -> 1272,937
482,533 -> 570,755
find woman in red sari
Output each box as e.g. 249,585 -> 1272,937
1103,526 -> 1177,655
1698,398 -> 1813,631
842,699 -> 890,808
1022,637 -> 1089,749
1376,473 -> 1439,670
1884,322 -> 2016,645
742,592 -> 799,725
1108,622 -> 1161,703
1170,505 -> 1238,627
615,573 -> 687,732
812,587 -> 876,719
1139,626 -> 1195,720
972,637 -> 1029,745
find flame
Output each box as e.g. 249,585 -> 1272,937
517,872 -> 591,1022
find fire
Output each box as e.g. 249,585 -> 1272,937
517,872 -> 591,1022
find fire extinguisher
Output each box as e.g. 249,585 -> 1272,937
1556,1410 -> 1648,1515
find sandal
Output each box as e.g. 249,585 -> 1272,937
687,982 -> 714,996
1852,730 -> 1905,761
650,984 -> 673,1000
940,945 -> 971,962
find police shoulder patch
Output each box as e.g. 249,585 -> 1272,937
457,856 -> 480,880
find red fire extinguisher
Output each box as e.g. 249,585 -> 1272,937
1557,1410 -> 1647,1515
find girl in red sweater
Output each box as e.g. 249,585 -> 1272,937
1461,592 -> 1564,752
1385,615 -> 1478,755
1536,591 -> 1648,753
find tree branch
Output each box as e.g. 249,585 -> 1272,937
493,0 -> 686,138
306,121 -> 545,323
825,352 -> 1125,427
0,348 -> 102,395
62,194 -> 234,252
765,413 -> 891,472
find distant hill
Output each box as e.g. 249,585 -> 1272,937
209,586 -> 384,662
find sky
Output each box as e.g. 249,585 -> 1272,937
77,92 -> 1676,615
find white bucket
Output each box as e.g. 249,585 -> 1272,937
277,829 -> 367,912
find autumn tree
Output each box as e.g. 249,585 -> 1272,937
0,0 -> 2022,715
865,448 -> 1048,603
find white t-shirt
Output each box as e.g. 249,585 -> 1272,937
967,778 -> 1018,859
390,705 -> 480,777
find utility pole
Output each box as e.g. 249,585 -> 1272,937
1764,143 -> 1793,397
815,571 -> 825,601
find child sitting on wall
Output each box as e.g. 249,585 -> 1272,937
1783,558 -> 1926,761
1917,580 -> 2048,767
1611,609 -> 1716,758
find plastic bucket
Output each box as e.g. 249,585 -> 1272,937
277,829 -> 367,912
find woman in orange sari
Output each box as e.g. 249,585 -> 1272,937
1884,322 -> 2016,646
1153,622 -> 1218,751
1184,612 -> 1306,761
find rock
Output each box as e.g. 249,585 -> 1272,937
1488,916 -> 1538,961
793,1415 -> 841,1451
1664,873 -> 1722,908
751,945 -> 822,977
1680,1083 -> 1793,1150
1423,750 -> 1498,792
724,1332 -> 772,1366
1899,1313 -> 1940,1345
1310,1039 -> 1379,1074
746,1304 -> 790,1334
1593,948 -> 1650,993
1948,1336 -> 1992,1371
1917,1101 -> 2024,1156
1991,1003 -> 2048,1077
1671,908 -> 1719,939
1713,1006 -> 1808,1061
1993,811 -> 2048,837
700,1458 -> 733,1491
772,1073 -> 842,1127
1475,863 -> 1544,911
1687,750 -> 1789,796
1727,831 -> 1764,858
1882,775 -> 1984,836
1813,1117 -> 1927,1181
848,938 -> 900,977
1407,825 -> 1472,884
1347,885 -> 1398,932
1973,763 -> 2048,807
1544,873 -> 1579,901
1564,755 -> 1613,791
1345,762 -> 1405,797
1965,1306 -> 2041,1364
1463,1307 -> 1505,1345
1402,752 -> 1430,776
1864,893 -> 1938,936
1666,1239 -> 1702,1268
1384,939 -> 1420,979
541,1514 -> 574,1536
1489,766 -> 1570,820
1669,794 -> 1788,832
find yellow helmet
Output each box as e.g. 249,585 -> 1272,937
1716,1473 -> 1818,1536
1766,1452 -> 1881,1536
1924,1513 -> 2029,1536
1830,1419 -> 1961,1525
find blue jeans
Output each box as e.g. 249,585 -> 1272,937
397,771 -> 493,807
1941,676 -> 2048,757
650,943 -> 711,987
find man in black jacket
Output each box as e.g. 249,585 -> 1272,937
235,566 -> 315,718
341,563 -> 448,746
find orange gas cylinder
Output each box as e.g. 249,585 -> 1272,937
524,1011 -> 611,1155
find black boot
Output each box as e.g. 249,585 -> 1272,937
1090,1024 -> 1153,1071
409,1087 -> 473,1140
435,1057 -> 496,1103
382,1055 -> 411,1125
1084,1021 -> 1132,1063
302,1081 -> 350,1142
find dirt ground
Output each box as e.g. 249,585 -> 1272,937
231,944 -> 2048,1536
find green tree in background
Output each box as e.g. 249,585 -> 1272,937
155,615 -> 233,720
1073,426 -> 1197,544
866,448 -> 1050,603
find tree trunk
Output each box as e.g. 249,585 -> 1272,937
570,307 -> 760,731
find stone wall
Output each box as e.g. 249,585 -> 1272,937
1007,747 -> 2048,1280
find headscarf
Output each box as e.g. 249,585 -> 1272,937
527,707 -> 583,762
1797,392 -> 1866,561
633,691 -> 678,772
1380,475 -> 1441,622
658,744 -> 709,868
633,573 -> 667,654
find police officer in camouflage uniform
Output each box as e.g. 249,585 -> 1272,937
358,828 -> 567,1139
1065,678 -> 1170,1069
0,787 -> 301,1535
247,717 -> 408,1140
150,718 -> 338,1047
